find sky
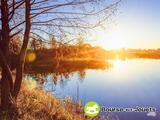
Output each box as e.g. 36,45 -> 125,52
91,0 -> 160,49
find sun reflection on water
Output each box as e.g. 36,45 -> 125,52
112,60 -> 126,70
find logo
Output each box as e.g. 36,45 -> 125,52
84,101 -> 100,117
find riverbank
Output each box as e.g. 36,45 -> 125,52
25,58 -> 112,74
1,80 -> 94,120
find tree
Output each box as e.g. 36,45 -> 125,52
76,36 -> 85,47
0,0 -> 121,114
0,0 -> 31,114
29,37 -> 46,51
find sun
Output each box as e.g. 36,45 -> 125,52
92,26 -> 130,50
104,30 -> 128,49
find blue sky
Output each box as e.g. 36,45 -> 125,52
93,0 -> 160,49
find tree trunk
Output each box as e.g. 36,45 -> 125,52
1,69 -> 14,111
12,0 -> 31,99
12,57 -> 24,99
0,0 -> 15,112
0,40 -> 15,112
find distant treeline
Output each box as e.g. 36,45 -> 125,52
25,44 -> 111,73
1,44 -> 159,70
30,43 -> 108,61
105,48 -> 160,59
28,43 -> 160,61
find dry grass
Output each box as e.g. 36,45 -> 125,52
0,80 -> 103,120
15,80 -> 88,120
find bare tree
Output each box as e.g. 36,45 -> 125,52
0,0 -> 121,114
0,0 -> 31,113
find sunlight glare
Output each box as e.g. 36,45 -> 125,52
105,31 -> 128,49
112,60 -> 125,70
91,24 -> 131,50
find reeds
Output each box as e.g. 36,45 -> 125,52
15,80 -> 87,120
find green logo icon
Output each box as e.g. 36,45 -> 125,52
84,101 -> 100,117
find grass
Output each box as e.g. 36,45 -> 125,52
0,80 -> 92,120
13,80 -> 90,120
16,80 -> 109,120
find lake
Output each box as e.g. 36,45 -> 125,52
25,59 -> 160,120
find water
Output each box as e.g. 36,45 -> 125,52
25,59 -> 160,120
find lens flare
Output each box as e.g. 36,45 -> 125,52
26,52 -> 36,63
